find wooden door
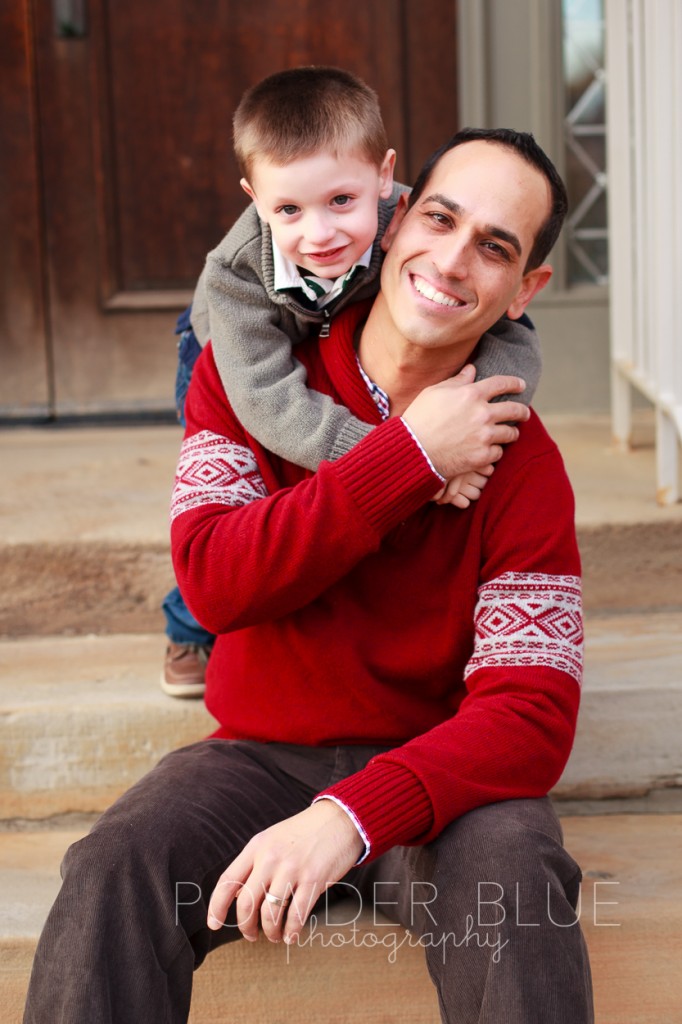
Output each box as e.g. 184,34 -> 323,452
1,1 -> 51,417
1,0 -> 458,417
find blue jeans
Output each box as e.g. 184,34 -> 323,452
163,307 -> 215,648
173,305 -> 202,429
162,586 -> 215,647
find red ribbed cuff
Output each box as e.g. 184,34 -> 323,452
319,758 -> 434,862
332,418 -> 442,535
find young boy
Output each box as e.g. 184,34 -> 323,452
161,66 -> 542,697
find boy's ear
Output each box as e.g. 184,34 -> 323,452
380,191 -> 410,252
240,178 -> 262,216
378,149 -> 397,199
506,263 -> 553,320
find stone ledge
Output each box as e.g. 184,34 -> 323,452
188,914 -> 440,1024
0,541 -> 174,638
2,613 -> 681,820
555,610 -> 682,800
0,634 -> 213,819
2,517 -> 681,636
2,417 -> 681,636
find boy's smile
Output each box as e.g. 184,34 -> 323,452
241,149 -> 395,279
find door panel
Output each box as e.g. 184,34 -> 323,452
9,0 -> 458,415
0,0 -> 51,417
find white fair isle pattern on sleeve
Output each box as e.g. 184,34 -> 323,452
170,430 -> 268,521
464,572 -> 583,685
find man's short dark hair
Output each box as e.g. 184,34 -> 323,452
408,128 -> 568,272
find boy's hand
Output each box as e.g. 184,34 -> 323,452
433,465 -> 494,508
402,365 -> 529,479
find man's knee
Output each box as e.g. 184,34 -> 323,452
61,819 -> 152,894
425,800 -> 581,926
436,799 -> 563,869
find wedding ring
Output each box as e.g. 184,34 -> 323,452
264,891 -> 291,907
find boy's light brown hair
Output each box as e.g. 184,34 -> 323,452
233,66 -> 388,180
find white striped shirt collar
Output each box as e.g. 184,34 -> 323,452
273,239 -> 372,307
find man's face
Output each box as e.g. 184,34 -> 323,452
378,141 -> 553,354
241,149 -> 395,279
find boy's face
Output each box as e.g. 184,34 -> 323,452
241,149 -> 395,279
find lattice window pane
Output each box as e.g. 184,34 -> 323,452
562,0 -> 608,286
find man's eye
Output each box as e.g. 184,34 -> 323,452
427,211 -> 451,227
482,241 -> 509,259
331,195 -> 352,207
279,205 -> 299,216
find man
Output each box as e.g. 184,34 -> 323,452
24,129 -> 594,1024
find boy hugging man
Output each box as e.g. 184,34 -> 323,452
161,66 -> 541,697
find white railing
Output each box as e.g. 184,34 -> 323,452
605,0 -> 682,504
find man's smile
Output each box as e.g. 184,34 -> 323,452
411,274 -> 468,309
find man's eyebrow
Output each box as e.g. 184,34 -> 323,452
421,192 -> 523,258
422,193 -> 463,216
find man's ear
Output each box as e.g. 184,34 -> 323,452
378,149 -> 397,199
240,178 -> 262,218
380,191 -> 410,252
506,264 -> 553,320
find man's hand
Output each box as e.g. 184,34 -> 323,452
402,365 -> 530,479
207,800 -> 364,945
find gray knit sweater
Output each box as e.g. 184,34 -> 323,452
191,182 -> 541,470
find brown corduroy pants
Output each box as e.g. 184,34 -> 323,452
24,739 -> 594,1023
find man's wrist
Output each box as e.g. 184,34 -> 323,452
312,795 -> 370,864
400,417 -> 447,484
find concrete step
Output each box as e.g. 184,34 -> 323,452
0,633 -> 213,820
553,609 -> 682,801
2,815 -> 680,1023
1,611 -> 681,823
1,417 -> 681,637
549,414 -> 682,617
0,424 -> 177,638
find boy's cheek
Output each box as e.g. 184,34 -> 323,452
269,226 -> 295,257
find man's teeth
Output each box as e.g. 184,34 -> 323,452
413,277 -> 461,307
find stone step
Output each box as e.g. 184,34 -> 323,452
2,815 -> 680,1023
4,520 -> 681,637
0,633 -> 213,820
1,539 -> 173,639
2,418 -> 681,637
0,424 -> 178,639
1,612 -> 681,823
553,609 -> 682,801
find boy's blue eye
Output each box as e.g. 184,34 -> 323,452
331,195 -> 352,207
280,205 -> 299,216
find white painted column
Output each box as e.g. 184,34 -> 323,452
606,0 -> 682,503
605,0 -> 634,450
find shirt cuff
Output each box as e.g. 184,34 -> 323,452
312,795 -> 371,864
399,417 -> 446,484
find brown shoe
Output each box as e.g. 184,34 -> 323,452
161,642 -> 211,698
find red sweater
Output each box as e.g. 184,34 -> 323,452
171,303 -> 583,861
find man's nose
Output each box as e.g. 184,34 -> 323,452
433,234 -> 470,280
